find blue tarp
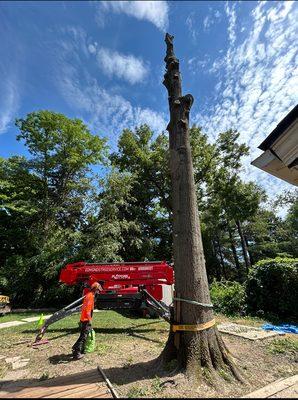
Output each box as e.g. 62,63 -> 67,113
262,324 -> 298,334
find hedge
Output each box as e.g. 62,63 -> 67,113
210,280 -> 246,315
246,257 -> 298,320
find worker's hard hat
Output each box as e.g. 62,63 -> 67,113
91,282 -> 100,290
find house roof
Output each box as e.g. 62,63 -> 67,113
251,104 -> 298,186
259,104 -> 298,151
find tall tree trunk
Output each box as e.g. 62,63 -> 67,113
236,220 -> 251,273
160,33 -> 242,382
214,236 -> 227,280
211,239 -> 222,280
226,222 -> 244,282
244,234 -> 254,266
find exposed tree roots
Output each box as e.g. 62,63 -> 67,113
157,328 -> 246,385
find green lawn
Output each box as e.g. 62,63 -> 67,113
0,312 -> 42,323
0,310 -> 168,347
0,309 -> 297,398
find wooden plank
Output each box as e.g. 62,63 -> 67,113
97,366 -> 119,399
0,370 -> 103,398
50,384 -> 107,398
2,378 -> 101,398
44,383 -> 110,398
243,375 -> 298,398
269,383 -> 298,398
82,393 -> 112,399
58,386 -> 111,399
41,383 -> 102,398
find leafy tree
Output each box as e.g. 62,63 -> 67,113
15,110 -> 106,233
0,111 -> 106,306
78,170 -> 139,262
201,128 -> 267,280
110,125 -> 172,261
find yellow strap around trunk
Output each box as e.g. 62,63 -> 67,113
171,318 -> 216,332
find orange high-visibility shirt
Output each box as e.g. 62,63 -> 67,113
80,291 -> 95,322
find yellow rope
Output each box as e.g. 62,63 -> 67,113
171,318 -> 216,332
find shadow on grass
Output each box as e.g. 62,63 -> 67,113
19,319 -> 168,348
0,358 -> 172,394
0,368 -> 108,394
48,353 -> 74,365
22,319 -> 169,336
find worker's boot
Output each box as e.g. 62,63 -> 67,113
73,352 -> 84,360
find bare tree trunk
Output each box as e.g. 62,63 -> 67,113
211,239 -> 222,280
244,234 -> 254,266
236,220 -> 251,273
214,236 -> 227,280
160,33 -> 242,382
226,222 -> 244,282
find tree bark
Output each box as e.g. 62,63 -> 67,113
236,220 -> 251,273
211,239 -> 222,280
244,234 -> 254,266
160,33 -> 242,382
214,236 -> 227,280
226,222 -> 244,282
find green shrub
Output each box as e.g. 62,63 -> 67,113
246,257 -> 298,320
210,280 -> 246,315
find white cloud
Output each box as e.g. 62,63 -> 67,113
186,12 -> 199,42
59,26 -> 149,85
96,48 -> 148,84
188,54 -> 211,74
225,2 -> 237,45
0,78 -> 19,134
203,16 -> 211,30
97,1 -> 169,31
134,108 -> 167,133
58,66 -> 167,149
192,1 -> 298,197
88,43 -> 97,54
203,8 -> 222,31
0,16 -> 22,135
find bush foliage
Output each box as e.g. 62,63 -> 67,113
210,280 -> 246,315
246,257 -> 298,320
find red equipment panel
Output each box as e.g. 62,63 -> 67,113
59,261 -> 174,301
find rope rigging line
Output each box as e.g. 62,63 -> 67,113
173,297 -> 213,308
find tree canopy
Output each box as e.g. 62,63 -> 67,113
0,110 -> 297,308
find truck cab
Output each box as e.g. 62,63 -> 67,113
0,294 -> 11,316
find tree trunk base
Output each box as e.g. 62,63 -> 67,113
157,328 -> 245,385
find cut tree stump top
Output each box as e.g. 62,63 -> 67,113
0,368 -> 114,398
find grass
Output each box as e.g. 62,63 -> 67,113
0,312 -> 41,323
268,338 -> 298,356
0,309 -> 297,398
218,368 -> 233,382
215,312 -> 267,327
127,386 -> 148,398
151,376 -> 164,394
39,371 -> 50,381
0,310 -> 168,351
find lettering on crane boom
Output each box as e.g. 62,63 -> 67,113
84,266 -> 154,273
112,274 -> 130,280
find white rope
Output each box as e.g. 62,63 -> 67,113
173,297 -> 213,308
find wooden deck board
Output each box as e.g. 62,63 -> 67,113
0,369 -> 113,398
242,375 -> 298,398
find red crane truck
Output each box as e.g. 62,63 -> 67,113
34,260 -> 174,344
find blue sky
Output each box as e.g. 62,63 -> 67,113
0,1 -> 297,199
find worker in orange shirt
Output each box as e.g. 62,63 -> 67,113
72,281 -> 102,360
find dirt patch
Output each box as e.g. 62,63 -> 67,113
0,312 -> 297,398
